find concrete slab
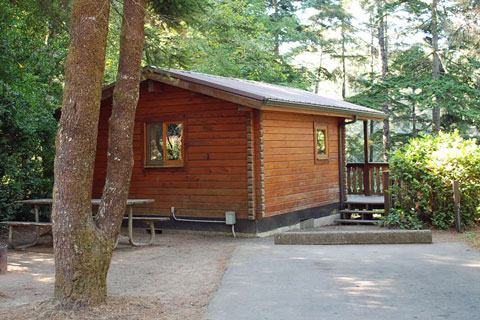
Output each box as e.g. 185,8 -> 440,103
204,239 -> 480,320
274,230 -> 432,245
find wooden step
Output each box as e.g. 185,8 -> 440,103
339,209 -> 385,220
340,210 -> 384,215
334,219 -> 381,225
346,195 -> 384,205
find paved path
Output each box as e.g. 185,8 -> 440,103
204,239 -> 480,320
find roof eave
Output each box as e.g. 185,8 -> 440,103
105,69 -> 387,121
263,99 -> 387,121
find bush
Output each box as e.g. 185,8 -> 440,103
380,208 -> 423,230
0,81 -> 56,221
0,2 -> 64,221
387,131 -> 480,229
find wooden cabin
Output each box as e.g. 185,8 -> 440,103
93,68 -> 386,236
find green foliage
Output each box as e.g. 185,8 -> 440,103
348,42 -> 480,161
140,0 -> 315,89
185,0 -> 314,89
380,208 -> 423,230
0,1 -> 66,221
388,132 -> 480,229
148,0 -> 206,27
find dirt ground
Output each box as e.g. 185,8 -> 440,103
0,227 -> 244,320
432,225 -> 480,249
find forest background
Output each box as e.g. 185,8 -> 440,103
1,0 -> 479,220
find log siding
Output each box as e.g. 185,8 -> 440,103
94,80 -> 344,228
246,111 -> 256,220
262,111 -> 341,217
254,110 -> 266,218
93,83 -> 250,219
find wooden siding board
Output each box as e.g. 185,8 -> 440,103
262,111 -> 341,216
96,86 -> 344,220
93,84 -> 249,219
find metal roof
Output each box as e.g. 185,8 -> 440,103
144,67 -> 386,120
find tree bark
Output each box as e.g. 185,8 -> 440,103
52,0 -> 147,308
377,0 -> 390,161
370,10 -> 375,82
341,28 -> 347,99
52,0 -> 111,308
272,0 -> 280,57
431,0 -> 441,133
369,11 -> 375,163
315,46 -> 324,94
412,88 -> 417,137
98,0 -> 147,239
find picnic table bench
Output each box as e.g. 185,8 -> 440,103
1,199 -> 169,249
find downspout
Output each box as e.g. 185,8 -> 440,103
338,115 -> 357,209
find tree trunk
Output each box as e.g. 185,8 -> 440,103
272,0 -> 280,57
315,46 -> 324,94
341,29 -> 347,99
370,10 -> 375,81
52,0 -> 111,308
377,0 -> 390,161
431,0 -> 441,133
369,11 -> 375,163
52,0 -> 146,308
98,0 -> 147,239
412,88 -> 417,137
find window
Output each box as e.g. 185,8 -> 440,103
314,122 -> 329,161
145,121 -> 184,167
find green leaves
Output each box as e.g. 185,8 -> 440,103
0,1 -> 64,220
151,0 -> 315,89
389,131 -> 480,229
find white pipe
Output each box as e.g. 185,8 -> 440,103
170,207 -> 237,237
171,207 -> 226,223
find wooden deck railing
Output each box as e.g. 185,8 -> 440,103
347,162 -> 389,196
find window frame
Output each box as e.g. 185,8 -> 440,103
144,120 -> 185,168
314,122 -> 329,162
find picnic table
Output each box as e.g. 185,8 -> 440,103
1,199 -> 169,249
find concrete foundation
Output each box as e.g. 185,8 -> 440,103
256,214 -> 340,238
274,229 -> 432,245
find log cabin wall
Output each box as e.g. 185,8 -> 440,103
93,82 -> 250,219
262,111 -> 341,217
253,110 -> 265,219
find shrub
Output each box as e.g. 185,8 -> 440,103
387,131 -> 480,229
0,81 -> 56,221
380,208 -> 423,230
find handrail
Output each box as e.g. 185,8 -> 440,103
346,162 -> 389,196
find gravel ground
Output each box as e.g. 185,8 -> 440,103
0,228 -> 244,319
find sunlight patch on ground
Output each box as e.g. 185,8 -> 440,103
334,276 -> 397,309
31,257 -> 53,263
32,275 -> 54,283
423,253 -> 464,266
7,264 -> 29,272
423,254 -> 459,261
461,262 -> 480,268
